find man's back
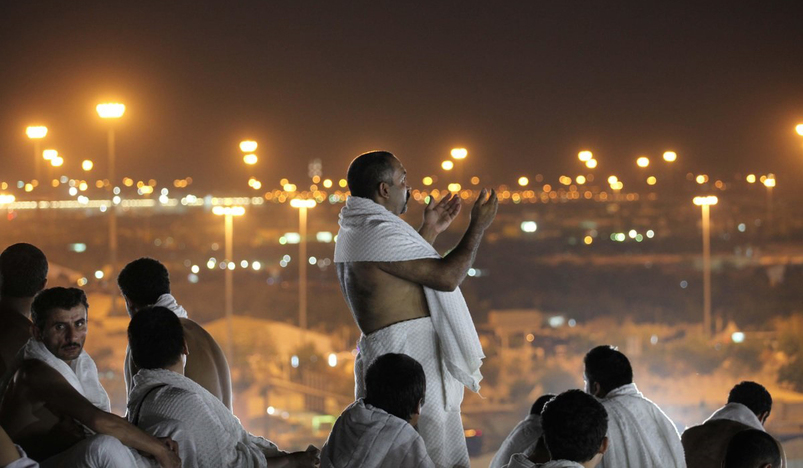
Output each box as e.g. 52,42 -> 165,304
126,317 -> 232,410
0,308 -> 32,387
682,419 -> 752,468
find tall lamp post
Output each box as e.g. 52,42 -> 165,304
26,126 -> 48,182
213,205 -> 245,361
96,103 -> 125,306
290,199 -> 316,331
693,196 -> 718,337
763,176 -> 775,233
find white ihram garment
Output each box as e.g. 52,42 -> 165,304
704,402 -> 764,430
128,368 -> 281,468
490,414 -> 542,468
152,294 -> 188,319
598,384 -> 686,468
321,399 -> 434,468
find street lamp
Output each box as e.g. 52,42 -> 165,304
693,195 -> 718,337
290,198 -> 316,331
212,205 -> 245,361
97,102 -> 125,304
26,126 -> 47,181
578,151 -> 593,162
82,160 -> 94,171
763,175 -> 776,231
662,151 -> 677,162
796,124 -> 803,136
636,156 -> 650,168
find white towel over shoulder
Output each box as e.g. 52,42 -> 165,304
334,196 -> 484,392
704,402 -> 764,430
22,339 -> 110,412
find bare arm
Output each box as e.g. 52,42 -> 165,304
380,189 -> 498,291
418,192 -> 462,245
0,426 -> 20,466
22,361 -> 180,468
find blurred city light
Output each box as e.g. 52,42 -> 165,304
96,103 -> 126,119
732,332 -> 746,343
212,205 -> 246,216
746,174 -> 756,183
662,151 -> 677,162
43,149 -> 57,161
26,126 -> 48,139
51,156 -> 64,167
239,140 -> 258,152
521,221 -> 537,233
450,148 -> 468,160
82,160 -> 94,171
423,176 -> 433,186
693,196 -> 718,206
636,157 -> 650,168
576,175 -> 586,185
764,177 -> 776,188
448,183 -> 461,192
290,199 -> 316,209
517,177 -> 528,186
585,159 -> 598,169
796,124 -> 803,136
441,160 -> 454,171
647,176 -> 657,185
243,154 -> 258,165
328,353 -> 337,367
578,151 -> 593,162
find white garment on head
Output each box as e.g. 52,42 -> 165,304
39,434 -> 151,468
153,294 -> 188,319
354,317 -> 467,468
503,454 -> 584,468
128,368 -> 280,468
490,414 -> 542,468
334,196 -> 484,393
21,339 -> 110,412
321,399 -> 434,468
704,402 -> 764,431
6,445 -> 39,468
597,384 -> 686,468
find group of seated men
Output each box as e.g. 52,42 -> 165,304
0,242 -> 790,468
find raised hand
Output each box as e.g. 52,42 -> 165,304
470,188 -> 498,231
422,192 -> 462,235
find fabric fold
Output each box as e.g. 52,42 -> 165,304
153,294 -> 188,319
704,402 -> 764,430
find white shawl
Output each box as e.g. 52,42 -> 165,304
128,368 -> 280,468
153,294 -> 188,319
321,399 -> 434,468
333,196 -> 484,392
22,338 -> 110,412
598,384 -> 686,468
704,402 -> 764,431
490,415 -> 542,468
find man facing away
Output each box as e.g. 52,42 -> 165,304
126,306 -> 319,468
0,243 -> 48,391
117,257 -> 232,410
683,381 -> 785,468
722,429 -> 782,468
322,353 -> 434,468
505,390 -> 609,468
490,394 -> 556,468
334,150 -> 497,468
583,345 -> 686,468
0,287 -> 180,467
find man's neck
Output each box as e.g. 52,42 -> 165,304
165,360 -> 185,376
0,296 -> 35,320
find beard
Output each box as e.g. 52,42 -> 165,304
400,190 -> 411,214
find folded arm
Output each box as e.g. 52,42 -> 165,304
21,361 -> 180,467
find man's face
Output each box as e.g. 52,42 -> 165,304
34,305 -> 88,363
387,158 -> 411,215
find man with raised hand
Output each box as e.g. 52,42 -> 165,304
0,287 -> 180,467
490,394 -> 556,468
118,257 -> 232,410
0,243 -> 48,392
334,150 -> 497,468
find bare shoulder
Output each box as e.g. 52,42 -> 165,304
180,318 -> 224,353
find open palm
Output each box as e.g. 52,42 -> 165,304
423,192 -> 462,234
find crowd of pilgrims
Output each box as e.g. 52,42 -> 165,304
0,243 -> 786,468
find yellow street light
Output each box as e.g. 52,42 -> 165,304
796,124 -> 803,136
693,196 -> 718,206
51,156 -> 64,167
450,148 -> 468,160
441,160 -> 454,171
607,175 -> 618,185
82,160 -> 94,171
213,205 -> 246,216
239,140 -> 258,152
290,199 -> 317,209
663,151 -> 677,162
763,177 -> 776,188
26,126 -> 48,139
422,176 -> 433,186
576,175 -> 586,185
578,151 -> 593,162
243,154 -> 258,165
96,103 -> 126,119
43,149 -> 58,161
636,157 -> 650,168
647,176 -> 657,185
746,174 -> 756,183
323,179 -> 333,188
518,176 -> 529,186
448,183 -> 462,192
585,159 -> 598,169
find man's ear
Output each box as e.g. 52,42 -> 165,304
378,181 -> 391,199
599,436 -> 609,455
31,324 -> 42,340
182,339 -> 189,356
759,411 -> 770,425
592,382 -> 603,398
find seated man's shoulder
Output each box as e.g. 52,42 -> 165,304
15,359 -> 54,385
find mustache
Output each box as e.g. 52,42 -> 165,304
62,342 -> 81,348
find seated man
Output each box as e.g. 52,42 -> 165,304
322,353 -> 434,468
118,257 -> 232,409
722,429 -> 781,468
0,243 -> 48,393
505,390 -> 608,468
0,287 -> 180,467
127,306 -> 319,468
683,381 -> 785,468
490,394 -> 555,468
583,345 -> 685,468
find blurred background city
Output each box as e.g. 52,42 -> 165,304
2,2 -> 803,466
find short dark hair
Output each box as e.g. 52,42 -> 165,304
128,306 -> 184,370
723,429 -> 781,468
584,345 -> 633,394
541,390 -> 608,463
0,243 -> 48,298
531,393 -> 556,416
31,287 -> 88,330
364,353 -> 426,422
117,257 -> 170,307
346,151 -> 397,198
728,381 -> 772,417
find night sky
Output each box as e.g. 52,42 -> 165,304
2,1 -> 802,191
